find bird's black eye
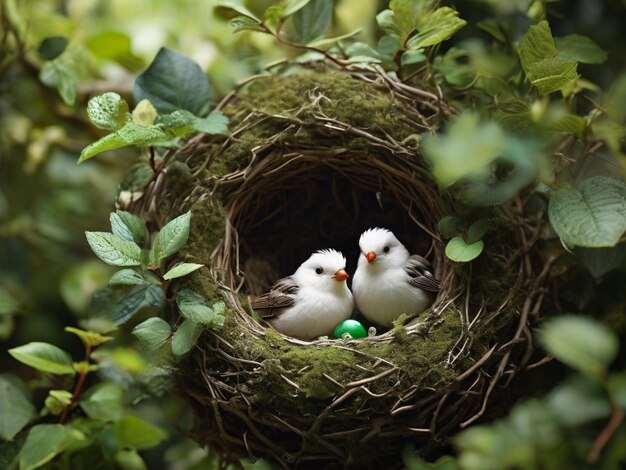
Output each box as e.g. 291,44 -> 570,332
315,267 -> 323,274
383,246 -> 390,253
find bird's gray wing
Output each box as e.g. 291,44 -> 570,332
250,276 -> 299,319
405,255 -> 440,293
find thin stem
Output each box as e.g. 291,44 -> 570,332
587,400 -> 624,463
59,345 -> 92,424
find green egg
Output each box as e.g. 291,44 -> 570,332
333,319 -> 367,339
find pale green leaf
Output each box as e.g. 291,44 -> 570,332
9,342 -> 75,375
445,237 -> 484,262
44,390 -> 72,415
293,0 -> 332,43
284,0 -> 312,17
389,0 -> 437,37
163,263 -> 204,280
19,424 -> 72,470
115,416 -> 166,450
85,232 -> 142,266
518,21 -> 578,95
109,269 -> 150,286
132,317 -> 171,352
547,376 -> 610,426
555,34 -> 607,64
407,7 -> 467,49
65,327 -> 112,348
150,211 -> 191,265
80,383 -> 125,421
214,2 -> 261,22
0,374 -> 36,440
376,10 -> 403,38
39,60 -> 77,105
132,99 -> 158,126
176,290 -> 224,326
548,176 -> 626,247
192,112 -> 229,135
230,16 -> 266,33
171,319 -> 203,356
115,449 -> 147,470
112,211 -> 147,245
87,93 -> 130,131
539,315 -> 618,377
78,132 -> 128,163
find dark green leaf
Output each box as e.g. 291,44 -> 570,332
115,416 -> 166,450
284,0 -> 312,17
80,383 -> 125,421
445,237 -> 484,262
539,315 -> 618,377
292,0 -> 332,43
548,176 -> 626,247
575,244 -> 626,279
477,18 -> 505,42
555,34 -> 607,64
214,2 -> 261,22
107,285 -> 165,325
112,211 -> 147,245
0,374 -> 36,440
8,342 -> 75,375
438,216 -> 464,239
18,424 -> 72,470
171,319 -> 203,356
87,93 -> 130,131
518,21 -> 578,95
37,36 -> 68,61
133,48 -> 212,115
132,317 -> 172,352
467,219 -> 490,244
150,211 -> 191,265
85,232 -> 142,266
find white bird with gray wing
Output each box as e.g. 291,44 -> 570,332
250,249 -> 354,340
352,228 -> 439,327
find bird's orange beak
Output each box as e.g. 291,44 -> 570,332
366,251 -> 377,263
333,269 -> 349,281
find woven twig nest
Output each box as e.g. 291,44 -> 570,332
121,68 -> 547,468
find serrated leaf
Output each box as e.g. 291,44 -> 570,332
37,36 -> 68,61
115,416 -> 166,450
555,34 -> 607,64
87,93 -> 130,131
163,263 -> 204,280
9,342 -> 75,375
171,319 -> 203,356
293,0 -> 332,43
518,21 -> 578,95
0,374 -> 36,440
132,317 -> 171,352
133,48 -> 212,115
445,237 -> 484,262
407,7 -> 467,49
112,211 -> 147,245
80,383 -> 124,422
19,424 -> 72,470
150,211 -> 191,265
548,176 -> 626,247
109,269 -> 150,286
86,232 -> 142,266
539,315 -> 618,377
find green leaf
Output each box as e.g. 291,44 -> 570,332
115,416 -> 166,450
284,0 -> 312,17
9,342 -> 75,375
78,132 -> 127,163
80,383 -> 124,421
547,376 -> 610,426
389,0 -> 437,37
467,219 -> 490,244
150,211 -> 191,265
438,216 -> 464,239
445,237 -> 484,262
115,449 -> 147,470
132,99 -> 158,126
132,317 -> 171,352
94,284 -> 166,326
407,7 -> 467,49
555,34 -> 607,64
423,112 -> 506,187
37,36 -> 68,61
163,263 -> 204,280
539,315 -> 618,377
575,244 -> 626,279
65,327 -> 113,348
133,48 -> 212,115
111,211 -> 147,245
176,290 -> 225,326
376,10 -> 403,38
214,2 -> 261,22
518,20 -> 578,95
85,232 -> 142,266
191,111 -> 229,135
476,18 -> 505,42
230,15 -> 266,33
607,372 -> 626,410
109,269 -> 151,286
401,49 -> 426,66
39,60 -> 77,105
548,176 -> 626,248
18,424 -> 72,470
87,93 -> 130,131
171,319 -> 203,356
86,31 -> 144,71
44,390 -> 72,416
0,374 -> 36,440
292,0 -> 332,43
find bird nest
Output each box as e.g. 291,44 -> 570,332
120,68 -> 548,468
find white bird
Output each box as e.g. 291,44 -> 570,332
352,228 -> 439,327
250,249 -> 354,340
